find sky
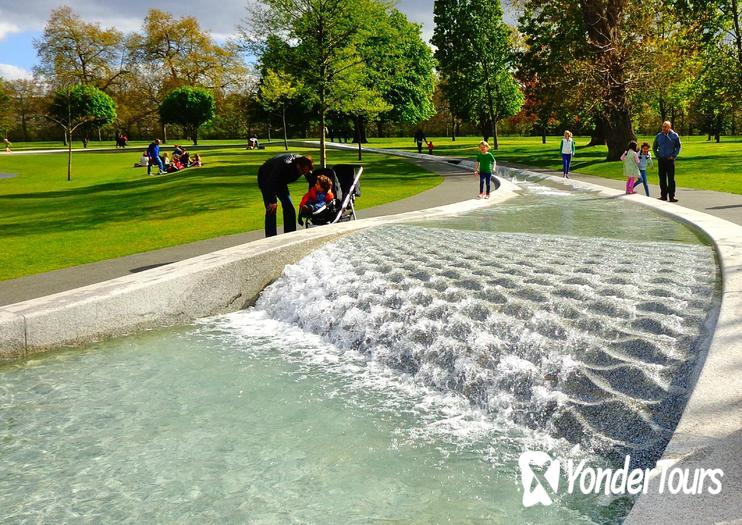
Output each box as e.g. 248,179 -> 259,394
0,1 -> 516,81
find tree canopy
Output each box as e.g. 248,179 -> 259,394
159,86 -> 217,145
433,0 -> 524,147
47,84 -> 117,180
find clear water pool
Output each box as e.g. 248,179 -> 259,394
0,178 -> 719,523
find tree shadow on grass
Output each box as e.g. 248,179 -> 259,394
0,165 -> 253,200
0,177 -> 263,236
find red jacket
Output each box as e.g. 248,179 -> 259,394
300,187 -> 334,208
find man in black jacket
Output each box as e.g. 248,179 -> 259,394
257,153 -> 314,237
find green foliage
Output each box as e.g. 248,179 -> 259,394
432,0 -> 523,144
363,10 -> 437,124
49,84 -> 117,129
258,70 -> 299,112
159,86 -> 216,144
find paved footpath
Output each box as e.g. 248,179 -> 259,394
1,149 -> 740,306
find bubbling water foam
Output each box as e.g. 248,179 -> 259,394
255,225 -> 716,467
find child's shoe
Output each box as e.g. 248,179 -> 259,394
484,194 -> 490,199
478,193 -> 485,199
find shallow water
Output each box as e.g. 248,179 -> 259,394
0,179 -> 719,523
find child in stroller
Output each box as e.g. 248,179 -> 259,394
298,174 -> 335,225
299,165 -> 362,227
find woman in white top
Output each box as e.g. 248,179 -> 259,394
560,130 -> 576,178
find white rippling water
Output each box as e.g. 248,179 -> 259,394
239,224 -> 717,468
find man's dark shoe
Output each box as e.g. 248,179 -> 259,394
658,197 -> 667,201
669,198 -> 679,202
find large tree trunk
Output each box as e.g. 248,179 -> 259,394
161,123 -> 167,144
192,126 -> 198,145
376,120 -> 384,138
604,109 -> 635,161
580,1 -> 634,160
492,119 -> 499,149
587,115 -> 606,146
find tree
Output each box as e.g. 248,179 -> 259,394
47,85 -> 116,181
159,87 -> 216,145
130,9 -> 246,141
433,0 -> 523,148
245,0 -> 387,167
8,79 -> 43,141
259,69 -> 300,150
34,6 -> 130,91
363,10 -> 437,135
0,80 -> 14,139
517,0 -> 708,159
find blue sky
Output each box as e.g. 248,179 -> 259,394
0,1 -> 516,80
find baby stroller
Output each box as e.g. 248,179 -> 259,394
300,164 -> 363,227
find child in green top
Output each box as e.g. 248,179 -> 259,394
474,140 -> 496,199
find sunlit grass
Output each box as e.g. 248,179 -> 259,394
0,143 -> 440,280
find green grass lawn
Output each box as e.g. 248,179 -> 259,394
0,143 -> 441,281
366,135 -> 742,194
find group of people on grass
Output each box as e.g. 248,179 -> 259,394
558,121 -> 682,201
138,139 -> 203,175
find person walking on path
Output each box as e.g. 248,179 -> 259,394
257,153 -> 314,237
620,141 -> 641,194
3,138 -> 11,152
560,130 -> 575,178
474,140 -> 496,199
633,142 -> 653,196
414,129 -> 427,154
147,139 -> 166,175
653,121 -> 682,202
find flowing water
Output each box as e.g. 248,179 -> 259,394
0,178 -> 719,523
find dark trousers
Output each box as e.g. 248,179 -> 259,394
416,141 -> 423,153
261,187 -> 296,237
657,158 -> 676,200
479,172 -> 492,194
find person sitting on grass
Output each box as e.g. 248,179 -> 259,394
167,155 -> 185,172
179,149 -> 190,167
135,151 -> 149,167
190,153 -> 203,167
